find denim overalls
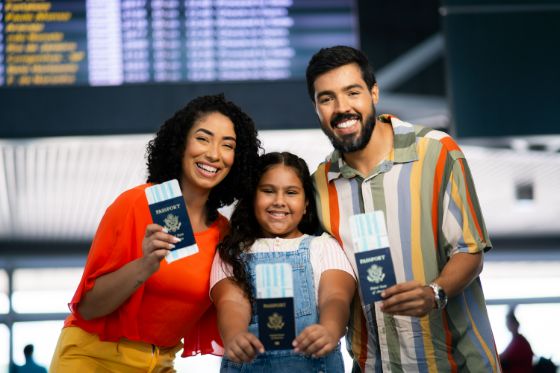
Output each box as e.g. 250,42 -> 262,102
220,236 -> 345,373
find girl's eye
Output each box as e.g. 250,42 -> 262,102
196,136 -> 209,142
223,143 -> 235,150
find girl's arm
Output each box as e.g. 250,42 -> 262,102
293,269 -> 355,357
212,278 -> 265,363
78,224 -> 178,320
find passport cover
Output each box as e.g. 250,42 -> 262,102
355,246 -> 396,304
145,180 -> 198,263
255,263 -> 295,350
256,297 -> 296,350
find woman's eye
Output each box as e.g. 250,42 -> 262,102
196,136 -> 209,142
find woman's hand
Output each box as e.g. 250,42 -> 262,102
224,331 -> 264,363
293,324 -> 338,357
141,224 -> 181,276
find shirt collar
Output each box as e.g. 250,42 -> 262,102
326,114 -> 418,181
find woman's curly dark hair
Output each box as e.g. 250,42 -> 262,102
218,152 -> 319,304
146,94 -> 261,222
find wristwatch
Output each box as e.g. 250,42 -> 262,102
428,282 -> 448,310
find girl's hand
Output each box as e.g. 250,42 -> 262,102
293,324 -> 338,357
141,224 -> 180,275
224,332 -> 265,363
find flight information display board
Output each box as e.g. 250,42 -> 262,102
0,0 -> 358,87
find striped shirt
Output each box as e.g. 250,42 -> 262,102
313,115 -> 501,372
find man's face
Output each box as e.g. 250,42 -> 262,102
312,63 -> 378,153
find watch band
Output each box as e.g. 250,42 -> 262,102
428,282 -> 448,310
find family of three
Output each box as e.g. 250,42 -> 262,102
50,46 -> 501,373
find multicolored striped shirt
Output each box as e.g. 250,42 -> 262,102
312,115 -> 500,372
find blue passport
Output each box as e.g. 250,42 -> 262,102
256,297 -> 296,350
355,246 -> 396,304
145,180 -> 198,263
255,263 -> 295,350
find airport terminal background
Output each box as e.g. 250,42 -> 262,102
1,0 -> 560,371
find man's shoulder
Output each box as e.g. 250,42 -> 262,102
411,124 -> 464,159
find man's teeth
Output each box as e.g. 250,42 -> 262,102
197,163 -> 218,173
336,119 -> 357,129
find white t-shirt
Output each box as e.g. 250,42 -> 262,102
210,233 -> 355,300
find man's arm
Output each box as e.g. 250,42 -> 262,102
379,252 -> 482,317
381,151 -> 488,317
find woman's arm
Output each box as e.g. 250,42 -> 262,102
293,269 -> 355,357
211,278 -> 264,363
78,224 -> 179,320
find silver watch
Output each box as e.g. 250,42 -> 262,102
428,282 -> 448,309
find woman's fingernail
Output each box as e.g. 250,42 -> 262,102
162,227 -> 169,233
169,244 -> 175,249
172,236 -> 181,243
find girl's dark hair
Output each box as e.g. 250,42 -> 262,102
218,151 -> 318,302
146,94 -> 261,222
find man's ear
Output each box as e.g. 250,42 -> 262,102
371,84 -> 379,105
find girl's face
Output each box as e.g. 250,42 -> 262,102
181,112 -> 237,193
254,164 -> 308,239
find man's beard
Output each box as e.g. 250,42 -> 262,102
322,106 -> 376,153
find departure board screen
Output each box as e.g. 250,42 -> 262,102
0,0 -> 358,87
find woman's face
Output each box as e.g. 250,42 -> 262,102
181,112 -> 237,193
254,164 -> 307,239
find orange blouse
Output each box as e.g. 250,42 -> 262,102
65,184 -> 226,356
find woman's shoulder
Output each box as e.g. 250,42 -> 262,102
104,183 -> 151,218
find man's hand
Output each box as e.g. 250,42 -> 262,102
224,331 -> 265,363
293,324 -> 339,357
379,280 -> 434,317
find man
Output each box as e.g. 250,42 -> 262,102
17,344 -> 48,373
500,308 -> 533,373
307,45 -> 500,372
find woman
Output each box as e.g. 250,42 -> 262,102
50,94 -> 261,372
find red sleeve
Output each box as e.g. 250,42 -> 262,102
68,187 -> 147,322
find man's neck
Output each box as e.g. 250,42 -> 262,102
342,120 -> 394,176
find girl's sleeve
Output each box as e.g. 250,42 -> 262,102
312,233 -> 356,278
209,251 -> 233,295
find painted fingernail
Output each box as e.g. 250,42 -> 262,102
169,244 -> 175,249
162,227 -> 169,233
172,236 -> 181,243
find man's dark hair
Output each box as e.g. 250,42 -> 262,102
305,45 -> 376,101
146,94 -> 262,222
23,344 -> 33,358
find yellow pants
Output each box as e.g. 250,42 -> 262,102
50,327 -> 183,373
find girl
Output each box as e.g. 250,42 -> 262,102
50,94 -> 261,372
211,152 -> 356,372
